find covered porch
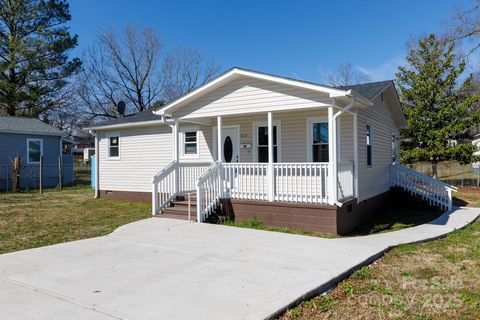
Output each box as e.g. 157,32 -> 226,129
152,102 -> 360,222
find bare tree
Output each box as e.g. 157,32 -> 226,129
161,48 -> 220,102
326,63 -> 371,86
78,24 -> 220,121
449,1 -> 480,54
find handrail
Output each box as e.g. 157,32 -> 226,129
196,161 -> 223,222
391,164 -> 457,210
151,160 -> 178,215
398,164 -> 458,190
152,160 -> 177,184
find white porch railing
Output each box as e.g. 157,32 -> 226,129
337,161 -> 355,202
196,161 -> 223,222
273,163 -> 330,204
223,163 -> 269,200
152,161 -> 177,214
391,164 -> 457,210
152,161 -> 212,215
179,162 -> 212,192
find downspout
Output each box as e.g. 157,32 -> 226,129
332,96 -> 356,206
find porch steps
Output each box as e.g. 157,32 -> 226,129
154,195 -> 198,221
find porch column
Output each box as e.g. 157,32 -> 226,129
172,121 -> 179,193
217,116 -> 222,162
267,112 -> 274,201
94,130 -> 99,198
353,111 -> 358,200
328,105 -> 336,204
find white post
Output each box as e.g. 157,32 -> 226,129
172,122 -> 179,194
217,116 -> 224,196
353,111 -> 358,200
152,180 -> 158,215
217,116 -> 223,162
94,130 -> 100,198
196,183 -> 202,222
328,105 -> 335,204
267,112 -> 274,201
448,188 -> 453,211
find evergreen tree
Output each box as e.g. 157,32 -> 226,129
396,34 -> 480,177
0,0 -> 81,117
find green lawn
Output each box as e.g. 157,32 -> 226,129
279,190 -> 480,320
0,185 -> 150,254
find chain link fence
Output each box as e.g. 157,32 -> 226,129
406,161 -> 480,187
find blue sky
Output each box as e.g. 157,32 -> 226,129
69,0 -> 461,84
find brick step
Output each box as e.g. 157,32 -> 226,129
155,212 -> 197,221
175,194 -> 197,201
171,200 -> 197,208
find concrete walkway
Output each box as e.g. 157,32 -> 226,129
0,207 -> 478,320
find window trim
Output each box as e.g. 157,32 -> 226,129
180,126 -> 200,159
366,121 -> 373,168
106,132 -> 121,160
306,117 -> 329,163
27,138 -> 43,165
252,121 -> 281,162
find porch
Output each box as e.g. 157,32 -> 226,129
152,103 -> 359,223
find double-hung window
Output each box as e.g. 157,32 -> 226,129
366,124 -> 373,167
256,125 -> 278,162
27,139 -> 43,164
312,122 -> 329,162
108,136 -> 120,159
184,131 -> 198,156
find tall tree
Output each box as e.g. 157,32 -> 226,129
0,0 -> 81,117
79,25 -> 220,120
326,63 -> 371,86
396,34 -> 480,177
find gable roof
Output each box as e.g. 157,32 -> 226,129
85,67 -> 407,130
339,80 -> 393,100
0,116 -> 64,136
155,67 -> 373,116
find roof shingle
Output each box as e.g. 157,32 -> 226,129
0,116 -> 64,136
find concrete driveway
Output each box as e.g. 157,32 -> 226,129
0,207 -> 478,320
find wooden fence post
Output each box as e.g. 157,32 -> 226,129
12,156 -> 20,192
39,155 -> 43,194
58,156 -> 63,190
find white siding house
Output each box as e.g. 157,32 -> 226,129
86,67 -> 455,234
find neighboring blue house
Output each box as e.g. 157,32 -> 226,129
0,116 -> 74,191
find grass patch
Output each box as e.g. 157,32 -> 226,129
0,185 -> 150,254
279,191 -> 480,319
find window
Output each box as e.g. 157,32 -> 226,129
366,124 -> 372,166
312,122 -> 329,162
391,134 -> 397,164
184,131 -> 198,155
257,125 -> 278,162
27,139 -> 43,164
108,136 -> 120,159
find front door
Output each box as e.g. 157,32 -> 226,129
220,127 -> 239,163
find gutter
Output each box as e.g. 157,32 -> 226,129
84,119 -> 166,131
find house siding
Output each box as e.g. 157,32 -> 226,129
98,125 -> 173,192
0,133 -> 68,190
356,94 -> 400,201
172,78 -> 332,119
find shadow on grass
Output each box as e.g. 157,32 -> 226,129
347,189 -> 444,236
